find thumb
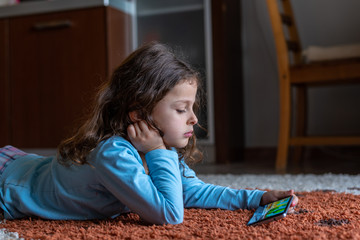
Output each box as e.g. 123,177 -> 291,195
277,190 -> 298,208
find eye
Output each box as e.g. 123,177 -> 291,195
176,109 -> 186,113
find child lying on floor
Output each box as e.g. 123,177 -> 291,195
0,42 -> 298,224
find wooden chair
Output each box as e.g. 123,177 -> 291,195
266,0 -> 360,173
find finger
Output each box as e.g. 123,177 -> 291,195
288,207 -> 295,214
127,124 -> 136,139
279,190 -> 298,208
138,120 -> 150,132
283,190 -> 298,207
291,195 -> 299,207
133,122 -> 142,135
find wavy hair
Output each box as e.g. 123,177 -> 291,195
58,42 -> 203,166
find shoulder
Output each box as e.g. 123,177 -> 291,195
89,136 -> 140,165
99,136 -> 137,152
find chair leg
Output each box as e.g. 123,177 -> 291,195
276,76 -> 292,173
293,85 -> 307,168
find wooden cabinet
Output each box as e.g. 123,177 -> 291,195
0,6 -> 131,147
0,19 -> 11,147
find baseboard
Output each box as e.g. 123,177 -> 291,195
244,147 -> 277,161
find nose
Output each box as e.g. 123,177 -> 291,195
187,111 -> 198,125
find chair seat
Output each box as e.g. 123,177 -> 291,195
302,43 -> 360,63
290,58 -> 360,84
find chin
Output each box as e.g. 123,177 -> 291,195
166,140 -> 189,149
177,140 -> 190,149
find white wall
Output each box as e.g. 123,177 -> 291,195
242,0 -> 360,147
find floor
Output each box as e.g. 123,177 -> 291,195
193,146 -> 360,175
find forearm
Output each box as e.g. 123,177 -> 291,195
144,149 -> 184,224
183,181 -> 265,210
97,141 -> 184,225
180,161 -> 265,210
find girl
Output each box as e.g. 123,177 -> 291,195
0,42 -> 297,224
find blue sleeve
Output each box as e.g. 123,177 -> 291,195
95,140 -> 183,224
180,161 -> 265,210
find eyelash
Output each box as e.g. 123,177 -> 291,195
176,109 -> 186,113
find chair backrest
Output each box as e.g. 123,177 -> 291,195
266,0 -> 302,66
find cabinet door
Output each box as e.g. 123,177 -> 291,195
9,8 -> 107,147
212,0 -> 243,163
0,19 -> 10,147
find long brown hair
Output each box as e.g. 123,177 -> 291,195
58,42 -> 203,166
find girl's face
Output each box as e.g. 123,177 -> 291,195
151,79 -> 198,149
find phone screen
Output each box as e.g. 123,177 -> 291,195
247,196 -> 293,226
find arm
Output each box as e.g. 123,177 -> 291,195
180,161 -> 265,210
95,139 -> 183,225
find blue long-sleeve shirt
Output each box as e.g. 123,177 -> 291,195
0,136 -> 265,224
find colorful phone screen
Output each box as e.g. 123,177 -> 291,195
247,196 -> 292,226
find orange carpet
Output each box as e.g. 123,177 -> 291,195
1,191 -> 359,239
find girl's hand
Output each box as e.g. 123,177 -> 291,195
260,190 -> 298,212
127,121 -> 166,154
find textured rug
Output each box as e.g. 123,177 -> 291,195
198,173 -> 360,195
1,174 -> 360,239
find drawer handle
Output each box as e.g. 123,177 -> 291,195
32,20 -> 72,31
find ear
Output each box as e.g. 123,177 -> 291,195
129,111 -> 142,122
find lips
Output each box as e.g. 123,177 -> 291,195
184,131 -> 193,138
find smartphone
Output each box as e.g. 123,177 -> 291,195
247,196 -> 294,226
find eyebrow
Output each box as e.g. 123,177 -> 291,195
172,100 -> 194,104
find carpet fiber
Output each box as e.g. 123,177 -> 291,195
1,191 -> 359,239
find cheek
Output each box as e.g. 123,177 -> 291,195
152,110 -> 175,129
152,115 -> 174,136
155,118 -> 181,137
158,122 -> 176,135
